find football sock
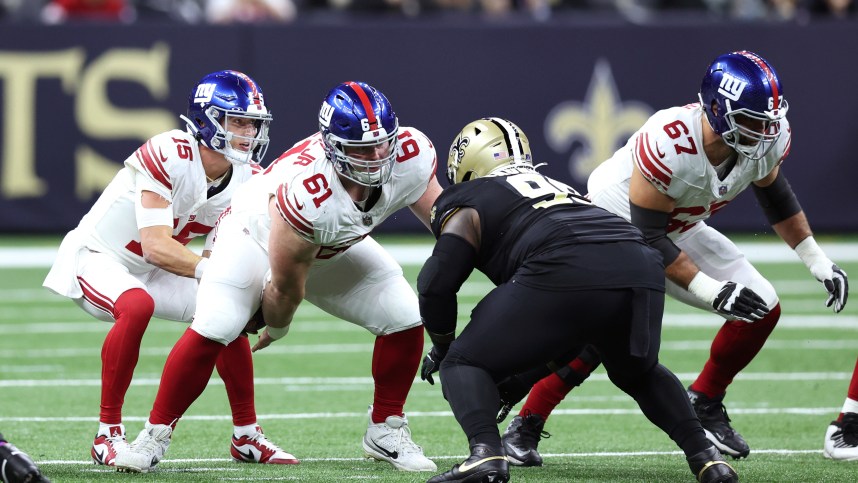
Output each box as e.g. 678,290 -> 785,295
370,326 -> 423,423
691,303 -> 781,398
233,423 -> 259,438
520,356 -> 597,420
618,363 -> 711,458
216,335 -> 256,426
440,362 -> 503,449
99,288 -> 154,424
150,328 -> 224,426
840,357 -> 858,419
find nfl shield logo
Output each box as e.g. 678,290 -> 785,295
718,186 -> 728,196
362,213 -> 373,226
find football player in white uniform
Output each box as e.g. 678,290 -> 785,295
115,81 -> 443,473
502,51 -> 849,463
44,70 -> 296,467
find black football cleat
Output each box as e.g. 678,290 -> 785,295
687,446 -> 738,483
501,413 -> 548,467
688,388 -> 750,459
427,444 -> 509,483
0,436 -> 52,483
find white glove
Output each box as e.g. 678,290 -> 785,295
688,272 -> 770,323
795,237 -> 849,313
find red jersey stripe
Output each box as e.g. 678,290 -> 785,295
275,185 -> 313,237
634,135 -> 671,189
137,141 -> 172,190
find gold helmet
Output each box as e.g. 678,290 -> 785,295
447,117 -> 534,185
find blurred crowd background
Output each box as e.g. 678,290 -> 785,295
0,0 -> 854,24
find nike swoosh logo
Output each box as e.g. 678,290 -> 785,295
293,195 -> 304,210
367,440 -> 398,460
506,446 -> 527,458
458,455 -> 506,472
656,145 -> 665,158
233,445 -> 257,461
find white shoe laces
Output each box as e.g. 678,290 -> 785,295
134,430 -> 168,459
248,432 -> 285,453
390,422 -> 422,454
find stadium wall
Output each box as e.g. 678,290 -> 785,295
1,20 -> 856,234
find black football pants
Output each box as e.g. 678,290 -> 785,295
438,282 -> 711,457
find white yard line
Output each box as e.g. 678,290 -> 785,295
0,371 -> 852,389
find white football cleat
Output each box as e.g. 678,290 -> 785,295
823,413 -> 858,461
91,423 -> 128,466
362,406 -> 436,472
114,422 -> 172,473
231,425 -> 299,464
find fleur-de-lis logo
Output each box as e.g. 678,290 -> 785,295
545,59 -> 653,183
449,136 -> 470,173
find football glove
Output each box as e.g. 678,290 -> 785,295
822,265 -> 849,313
495,375 -> 532,424
421,345 -> 448,385
712,281 -> 770,323
795,237 -> 849,312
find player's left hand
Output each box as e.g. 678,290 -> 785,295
807,258 -> 849,313
822,264 -> 848,313
252,328 -> 275,352
421,345 -> 448,385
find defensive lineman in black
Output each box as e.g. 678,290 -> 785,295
417,118 -> 738,483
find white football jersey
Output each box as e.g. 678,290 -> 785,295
588,103 -> 792,236
73,130 -> 256,273
229,127 -> 437,261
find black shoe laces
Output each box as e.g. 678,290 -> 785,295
514,412 -> 551,447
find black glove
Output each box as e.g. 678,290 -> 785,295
713,281 -> 770,322
495,375 -> 532,423
824,264 -> 849,313
421,345 -> 448,385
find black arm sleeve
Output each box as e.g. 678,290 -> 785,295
417,234 -> 478,341
629,201 -> 680,266
752,171 -> 802,225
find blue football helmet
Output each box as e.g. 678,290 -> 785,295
182,70 -> 272,165
318,81 -> 399,187
699,51 -> 788,160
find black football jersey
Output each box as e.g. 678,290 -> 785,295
430,172 -> 663,291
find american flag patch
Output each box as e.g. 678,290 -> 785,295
493,151 -> 508,159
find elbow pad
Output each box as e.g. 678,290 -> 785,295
630,201 -> 680,266
752,171 -> 802,225
417,234 -> 477,336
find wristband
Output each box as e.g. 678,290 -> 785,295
267,325 -> 290,340
194,258 -> 209,280
686,271 -> 721,306
794,236 -> 826,269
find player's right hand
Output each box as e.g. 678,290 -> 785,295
495,374 -> 531,424
713,281 -> 770,323
420,346 -> 447,385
